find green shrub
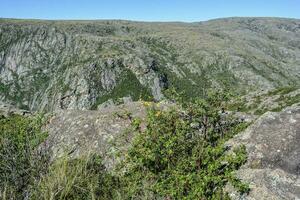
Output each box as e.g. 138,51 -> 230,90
116,90 -> 249,199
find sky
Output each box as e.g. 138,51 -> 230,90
0,0 -> 299,22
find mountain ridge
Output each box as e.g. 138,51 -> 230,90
0,17 -> 299,111
1,16 -> 299,23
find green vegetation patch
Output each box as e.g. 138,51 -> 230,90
228,86 -> 300,115
32,154 -> 120,200
0,114 -> 49,199
115,90 -> 250,199
267,86 -> 298,96
1,91 -> 249,199
91,69 -> 153,109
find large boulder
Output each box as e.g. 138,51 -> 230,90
226,104 -> 300,199
42,102 -> 146,167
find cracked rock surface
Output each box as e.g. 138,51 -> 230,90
226,104 -> 300,199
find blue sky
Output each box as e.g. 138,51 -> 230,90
0,0 -> 299,22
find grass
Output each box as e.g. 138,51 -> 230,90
32,154 -> 120,200
0,113 -> 49,199
0,113 -> 119,200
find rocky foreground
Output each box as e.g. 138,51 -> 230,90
26,100 -> 298,199
0,95 -> 299,199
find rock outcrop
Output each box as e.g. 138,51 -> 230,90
226,104 -> 300,199
42,101 -> 174,168
42,102 -> 146,166
42,101 -> 300,199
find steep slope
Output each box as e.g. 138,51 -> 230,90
0,17 -> 300,111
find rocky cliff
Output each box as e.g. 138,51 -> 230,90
1,17 -> 300,111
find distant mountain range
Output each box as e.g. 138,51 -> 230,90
0,17 -> 299,111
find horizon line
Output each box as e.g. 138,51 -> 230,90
0,16 -> 299,23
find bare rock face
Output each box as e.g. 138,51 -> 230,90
226,104 -> 300,199
42,102 -> 147,167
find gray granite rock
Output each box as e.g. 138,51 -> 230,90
226,104 -> 300,199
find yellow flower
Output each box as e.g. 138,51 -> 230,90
142,101 -> 152,107
155,111 -> 162,117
